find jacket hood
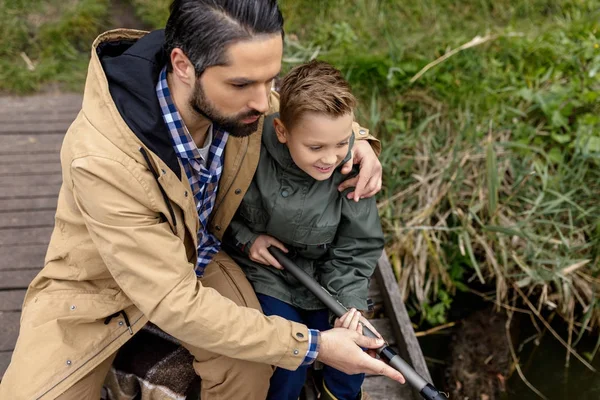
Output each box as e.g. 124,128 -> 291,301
84,29 -> 181,178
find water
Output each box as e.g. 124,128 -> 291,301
507,332 -> 600,400
418,298 -> 600,399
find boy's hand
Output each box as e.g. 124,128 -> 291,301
334,308 -> 383,358
334,308 -> 382,338
249,235 -> 288,269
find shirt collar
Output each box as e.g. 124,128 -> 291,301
156,66 -> 209,161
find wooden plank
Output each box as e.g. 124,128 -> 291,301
368,277 -> 383,305
0,269 -> 41,290
0,113 -> 77,129
0,134 -> 64,154
0,311 -> 20,352
0,290 -> 27,311
0,196 -> 57,212
0,153 -> 59,165
0,122 -> 73,135
0,210 -> 56,228
0,104 -> 79,117
369,318 -> 395,346
375,250 -> 432,400
0,244 -> 47,270
362,375 -> 413,400
0,351 -> 12,380
0,112 -> 78,124
0,173 -> 62,187
0,227 -> 53,246
0,163 -> 62,175
0,93 -> 82,113
0,184 -> 61,198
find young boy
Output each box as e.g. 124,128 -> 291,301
223,60 -> 384,400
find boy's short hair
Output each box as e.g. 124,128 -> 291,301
279,60 -> 356,130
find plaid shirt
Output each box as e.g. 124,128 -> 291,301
156,67 -> 228,276
156,67 -> 319,366
302,330 -> 319,366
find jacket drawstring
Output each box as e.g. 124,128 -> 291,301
139,147 -> 178,235
104,310 -> 133,335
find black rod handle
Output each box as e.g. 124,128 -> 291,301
268,247 -> 447,400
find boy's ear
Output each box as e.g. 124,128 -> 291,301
273,118 -> 288,144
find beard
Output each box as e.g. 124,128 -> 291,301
189,81 -> 261,138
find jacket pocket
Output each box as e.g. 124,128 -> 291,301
13,289 -> 132,399
293,224 -> 337,246
239,203 -> 269,226
290,224 -> 337,260
21,289 -> 126,329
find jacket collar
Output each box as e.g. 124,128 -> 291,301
98,29 -> 182,178
81,29 -> 181,178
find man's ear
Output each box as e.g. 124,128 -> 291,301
170,48 -> 196,88
273,118 -> 288,144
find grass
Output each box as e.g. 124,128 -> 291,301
0,0 -> 110,93
128,0 -> 170,28
1,0 -> 599,361
278,0 -> 600,344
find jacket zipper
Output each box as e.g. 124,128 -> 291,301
139,147 -> 178,235
212,137 -> 249,216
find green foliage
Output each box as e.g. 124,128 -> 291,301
422,289 -> 453,326
282,0 -> 600,329
0,0 -> 110,93
129,0 -> 171,28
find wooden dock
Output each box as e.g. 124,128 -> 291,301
0,93 -> 431,399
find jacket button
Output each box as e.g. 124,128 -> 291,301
235,188 -> 242,195
70,305 -> 76,310
293,349 -> 299,355
296,332 -> 304,339
215,225 -> 221,231
184,191 -> 188,197
359,129 -> 367,135
66,360 -> 72,366
161,169 -> 167,175
281,189 -> 289,198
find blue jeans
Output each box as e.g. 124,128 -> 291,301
257,294 -> 364,400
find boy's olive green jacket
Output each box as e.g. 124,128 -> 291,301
224,114 -> 384,312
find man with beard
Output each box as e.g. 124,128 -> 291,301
0,1 -> 403,399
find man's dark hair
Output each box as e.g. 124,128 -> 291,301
165,0 -> 284,76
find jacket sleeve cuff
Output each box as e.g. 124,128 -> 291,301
352,122 -> 381,156
300,329 -> 321,366
274,321 -> 313,370
235,229 -> 259,255
338,295 -> 369,313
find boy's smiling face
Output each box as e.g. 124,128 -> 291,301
274,112 -> 354,181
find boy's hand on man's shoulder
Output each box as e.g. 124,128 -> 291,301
249,234 -> 288,270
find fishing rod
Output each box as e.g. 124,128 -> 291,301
269,247 -> 447,400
